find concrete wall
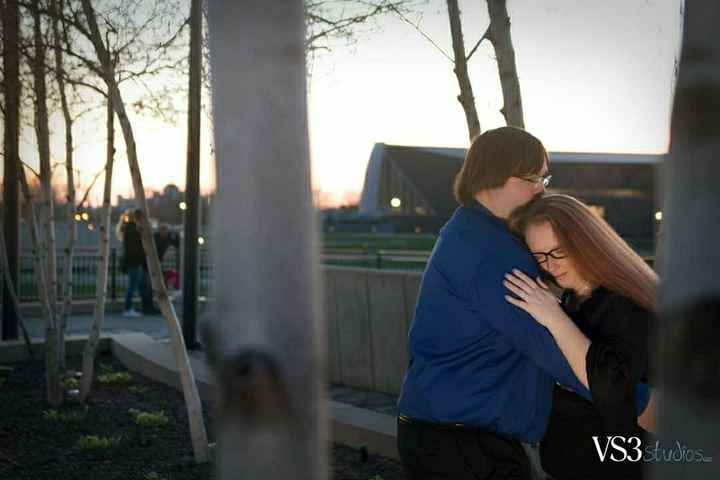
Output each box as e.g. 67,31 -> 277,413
324,266 -> 422,395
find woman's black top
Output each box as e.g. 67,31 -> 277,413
540,286 -> 654,480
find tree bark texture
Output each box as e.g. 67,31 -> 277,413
18,157 -> 62,405
182,0 -> 202,349
207,1 -> 327,478
446,0 -> 481,140
653,2 -> 720,479
486,0 -> 524,128
32,0 -> 59,313
79,0 -> 209,463
2,0 -> 21,341
51,0 -> 75,370
31,0 -> 62,406
80,92 -> 114,403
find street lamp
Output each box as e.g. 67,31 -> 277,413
179,201 -> 187,211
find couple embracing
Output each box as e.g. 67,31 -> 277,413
397,127 -> 656,480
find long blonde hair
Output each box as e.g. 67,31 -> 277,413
511,194 -> 658,312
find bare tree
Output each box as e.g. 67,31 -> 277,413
79,0 -> 209,463
79,91 -> 114,402
30,0 -> 63,405
18,156 -> 62,404
50,0 -> 76,370
396,0 -> 525,136
654,2 -> 720,479
2,0 -> 22,343
447,0 -> 480,139
486,0 -> 523,128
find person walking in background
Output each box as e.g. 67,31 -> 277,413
117,209 -> 156,316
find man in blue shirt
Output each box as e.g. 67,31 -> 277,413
397,127 -> 590,479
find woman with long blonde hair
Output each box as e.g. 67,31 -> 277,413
504,194 -> 657,480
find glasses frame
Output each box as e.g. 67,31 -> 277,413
532,247 -> 567,265
519,173 -> 552,188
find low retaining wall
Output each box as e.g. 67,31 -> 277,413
324,267 -> 421,396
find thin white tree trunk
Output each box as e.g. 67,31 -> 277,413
80,92 -> 114,403
18,158 -> 61,405
207,2 -> 326,478
51,0 -> 75,371
79,0 -> 209,463
32,0 -> 62,406
446,0 -> 481,140
653,2 -> 720,479
486,0 -> 524,128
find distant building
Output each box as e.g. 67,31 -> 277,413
357,143 -> 661,247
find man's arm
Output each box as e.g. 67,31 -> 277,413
471,259 -> 594,400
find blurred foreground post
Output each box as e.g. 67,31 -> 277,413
207,1 -> 327,479
654,2 -> 720,479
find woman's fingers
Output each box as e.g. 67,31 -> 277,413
504,273 -> 528,292
511,269 -> 538,290
505,294 -> 528,312
537,277 -> 549,289
503,279 -> 528,299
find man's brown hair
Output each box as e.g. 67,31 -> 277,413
453,126 -> 548,207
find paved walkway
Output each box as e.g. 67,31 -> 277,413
24,310 -> 172,341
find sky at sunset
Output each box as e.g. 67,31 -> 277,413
5,1 -> 683,208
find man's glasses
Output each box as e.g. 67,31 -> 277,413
532,247 -> 567,264
519,174 -> 552,188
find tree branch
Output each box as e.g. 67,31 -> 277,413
466,26 -> 490,62
388,4 -> 454,63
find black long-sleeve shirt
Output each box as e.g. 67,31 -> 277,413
540,286 -> 654,480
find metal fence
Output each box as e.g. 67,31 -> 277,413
16,246 -> 656,303
16,247 -> 427,303
17,246 -> 214,303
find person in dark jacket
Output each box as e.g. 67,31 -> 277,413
117,209 -> 154,316
505,194 -> 657,479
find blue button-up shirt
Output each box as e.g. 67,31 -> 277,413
398,202 -> 593,443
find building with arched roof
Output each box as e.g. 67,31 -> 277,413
357,143 -> 661,250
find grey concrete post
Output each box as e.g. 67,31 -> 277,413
653,2 -> 720,478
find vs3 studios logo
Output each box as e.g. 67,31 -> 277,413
592,436 -> 714,464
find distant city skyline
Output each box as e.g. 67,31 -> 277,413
5,1 -> 683,208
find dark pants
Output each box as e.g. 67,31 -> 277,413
397,417 -> 532,480
124,265 -> 153,311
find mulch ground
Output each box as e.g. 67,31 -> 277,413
0,354 -> 406,480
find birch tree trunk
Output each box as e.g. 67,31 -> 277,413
51,0 -> 75,371
653,2 -> 720,479
486,0 -> 524,128
79,0 -> 209,462
18,159 -> 61,405
80,92 -> 114,403
446,0 -> 481,140
31,0 -> 62,405
32,0 -> 58,316
207,1 -> 326,478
